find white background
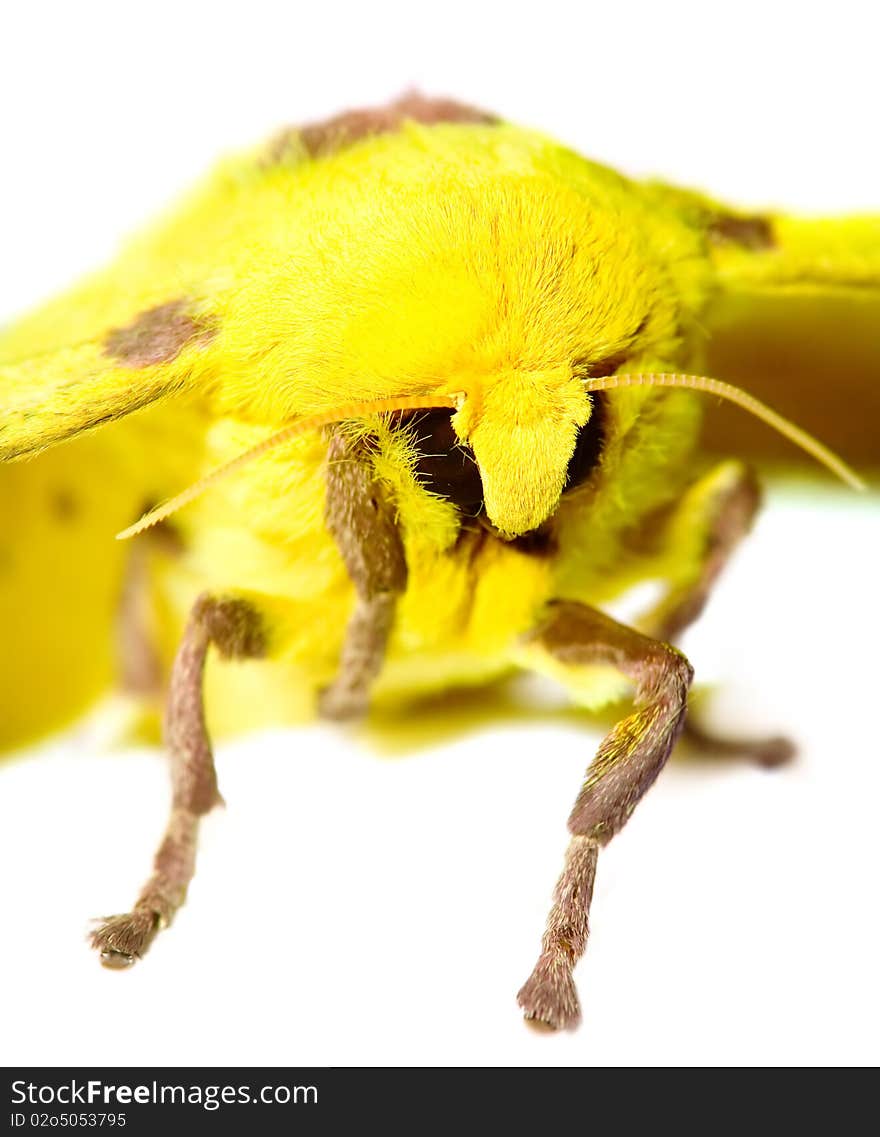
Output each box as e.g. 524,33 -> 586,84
1,0 -> 878,1068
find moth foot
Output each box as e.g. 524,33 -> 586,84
683,718 -> 796,769
90,908 -> 160,968
517,952 -> 581,1031
316,683 -> 369,722
745,734 -> 797,768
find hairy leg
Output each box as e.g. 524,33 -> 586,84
318,429 -> 407,720
517,601 -> 693,1029
642,462 -> 761,643
680,715 -> 794,768
115,520 -> 182,697
641,462 -> 794,766
91,594 -> 265,966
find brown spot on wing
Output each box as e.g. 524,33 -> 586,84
50,489 -> 78,521
708,213 -> 776,250
268,92 -> 499,164
104,300 -> 216,369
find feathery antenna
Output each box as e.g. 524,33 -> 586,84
584,371 -> 865,491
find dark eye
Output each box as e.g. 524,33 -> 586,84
564,393 -> 606,492
396,409 -> 484,514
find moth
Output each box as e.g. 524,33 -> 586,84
1,94 -> 876,1030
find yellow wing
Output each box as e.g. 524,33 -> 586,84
0,314 -> 214,749
702,213 -> 880,471
0,299 -> 217,460
0,211 -> 227,750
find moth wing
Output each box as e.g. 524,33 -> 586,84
702,214 -> 880,470
0,278 -> 221,749
0,129 -> 275,463
0,297 -> 217,461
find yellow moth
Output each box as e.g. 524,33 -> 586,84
1,94 -> 876,1030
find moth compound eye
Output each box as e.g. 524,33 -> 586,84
564,393 -> 607,493
396,408 -> 484,514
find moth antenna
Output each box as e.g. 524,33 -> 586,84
117,393 -> 459,540
584,372 -> 866,491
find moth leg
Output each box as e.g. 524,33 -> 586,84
91,593 -> 265,967
318,430 -> 407,720
641,462 -> 794,766
116,536 -> 161,696
681,714 -> 793,768
115,521 -> 182,697
643,462 -> 761,643
517,601 -> 693,1029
